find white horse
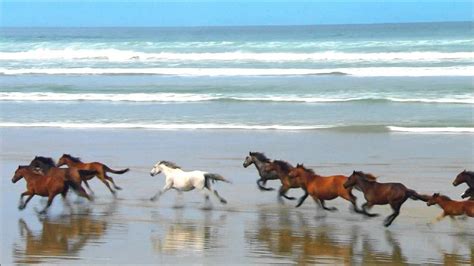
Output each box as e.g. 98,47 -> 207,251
149,161 -> 231,204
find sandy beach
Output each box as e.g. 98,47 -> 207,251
1,127 -> 473,264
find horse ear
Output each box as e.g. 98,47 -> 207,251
353,170 -> 356,174
464,169 -> 466,172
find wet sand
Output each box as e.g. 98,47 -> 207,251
1,128 -> 473,264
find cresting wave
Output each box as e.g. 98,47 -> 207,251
0,122 -> 473,133
1,92 -> 473,104
1,49 -> 473,62
1,66 -> 473,76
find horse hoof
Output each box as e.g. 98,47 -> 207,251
18,205 -> 25,210
220,199 -> 227,204
150,197 -> 157,202
115,186 -> 122,190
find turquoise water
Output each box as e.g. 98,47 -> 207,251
0,22 -> 473,132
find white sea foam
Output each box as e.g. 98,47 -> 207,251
1,66 -> 473,76
1,49 -> 473,62
388,126 -> 474,133
1,92 -> 473,104
1,122 -> 472,133
0,122 -> 331,131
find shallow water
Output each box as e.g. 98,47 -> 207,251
1,128 -> 473,264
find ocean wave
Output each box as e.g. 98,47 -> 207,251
0,49 -> 473,62
1,92 -> 473,104
1,66 -> 473,76
1,122 -> 472,133
387,126 -> 474,133
0,122 -> 331,131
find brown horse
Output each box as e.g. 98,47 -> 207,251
427,193 -> 474,223
452,170 -> 474,200
263,160 -> 303,202
30,156 -> 94,200
12,166 -> 70,214
287,164 -> 364,215
343,171 -> 429,227
57,154 -> 129,196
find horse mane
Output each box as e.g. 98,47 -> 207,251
159,161 -> 181,169
63,154 -> 82,163
249,152 -> 271,162
273,160 -> 293,172
31,156 -> 56,167
464,170 -> 474,178
435,193 -> 452,201
355,171 -> 377,182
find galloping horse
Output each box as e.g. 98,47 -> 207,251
343,171 -> 429,227
243,152 -> 280,191
287,164 -> 364,214
150,161 -> 231,204
57,154 -> 129,196
263,160 -> 303,202
30,156 -> 94,200
452,170 -> 474,200
12,166 -> 70,213
427,193 -> 474,223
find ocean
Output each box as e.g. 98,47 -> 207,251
1,22 -> 473,133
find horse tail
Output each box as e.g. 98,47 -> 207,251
103,165 -> 129,174
204,173 -> 232,188
407,189 -> 430,202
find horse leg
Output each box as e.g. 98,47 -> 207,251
150,181 -> 172,201
320,200 -> 338,212
98,174 -> 117,197
343,191 -> 364,214
296,191 -> 309,208
19,192 -> 34,210
362,202 -> 379,217
83,180 -> 95,195
39,193 -> 58,214
384,201 -> 404,227
73,183 -> 93,201
61,187 -> 73,210
428,212 -> 446,225
257,179 -> 274,191
279,185 -> 296,201
207,187 -> 227,204
105,173 -> 122,190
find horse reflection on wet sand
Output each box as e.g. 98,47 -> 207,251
13,203 -> 117,264
151,211 -> 226,254
245,207 -> 410,265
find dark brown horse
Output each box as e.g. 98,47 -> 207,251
12,166 -> 70,213
452,170 -> 474,200
30,156 -> 94,200
57,154 -> 129,196
243,152 -> 280,191
287,164 -> 364,215
427,193 -> 474,223
343,171 -> 429,227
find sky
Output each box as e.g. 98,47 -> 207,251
1,1 -> 472,27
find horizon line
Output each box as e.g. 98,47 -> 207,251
2,20 -> 472,29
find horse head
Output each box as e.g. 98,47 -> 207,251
150,161 -> 163,176
243,152 -> 254,168
452,170 -> 467,186
426,193 -> 440,206
12,165 -> 28,183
